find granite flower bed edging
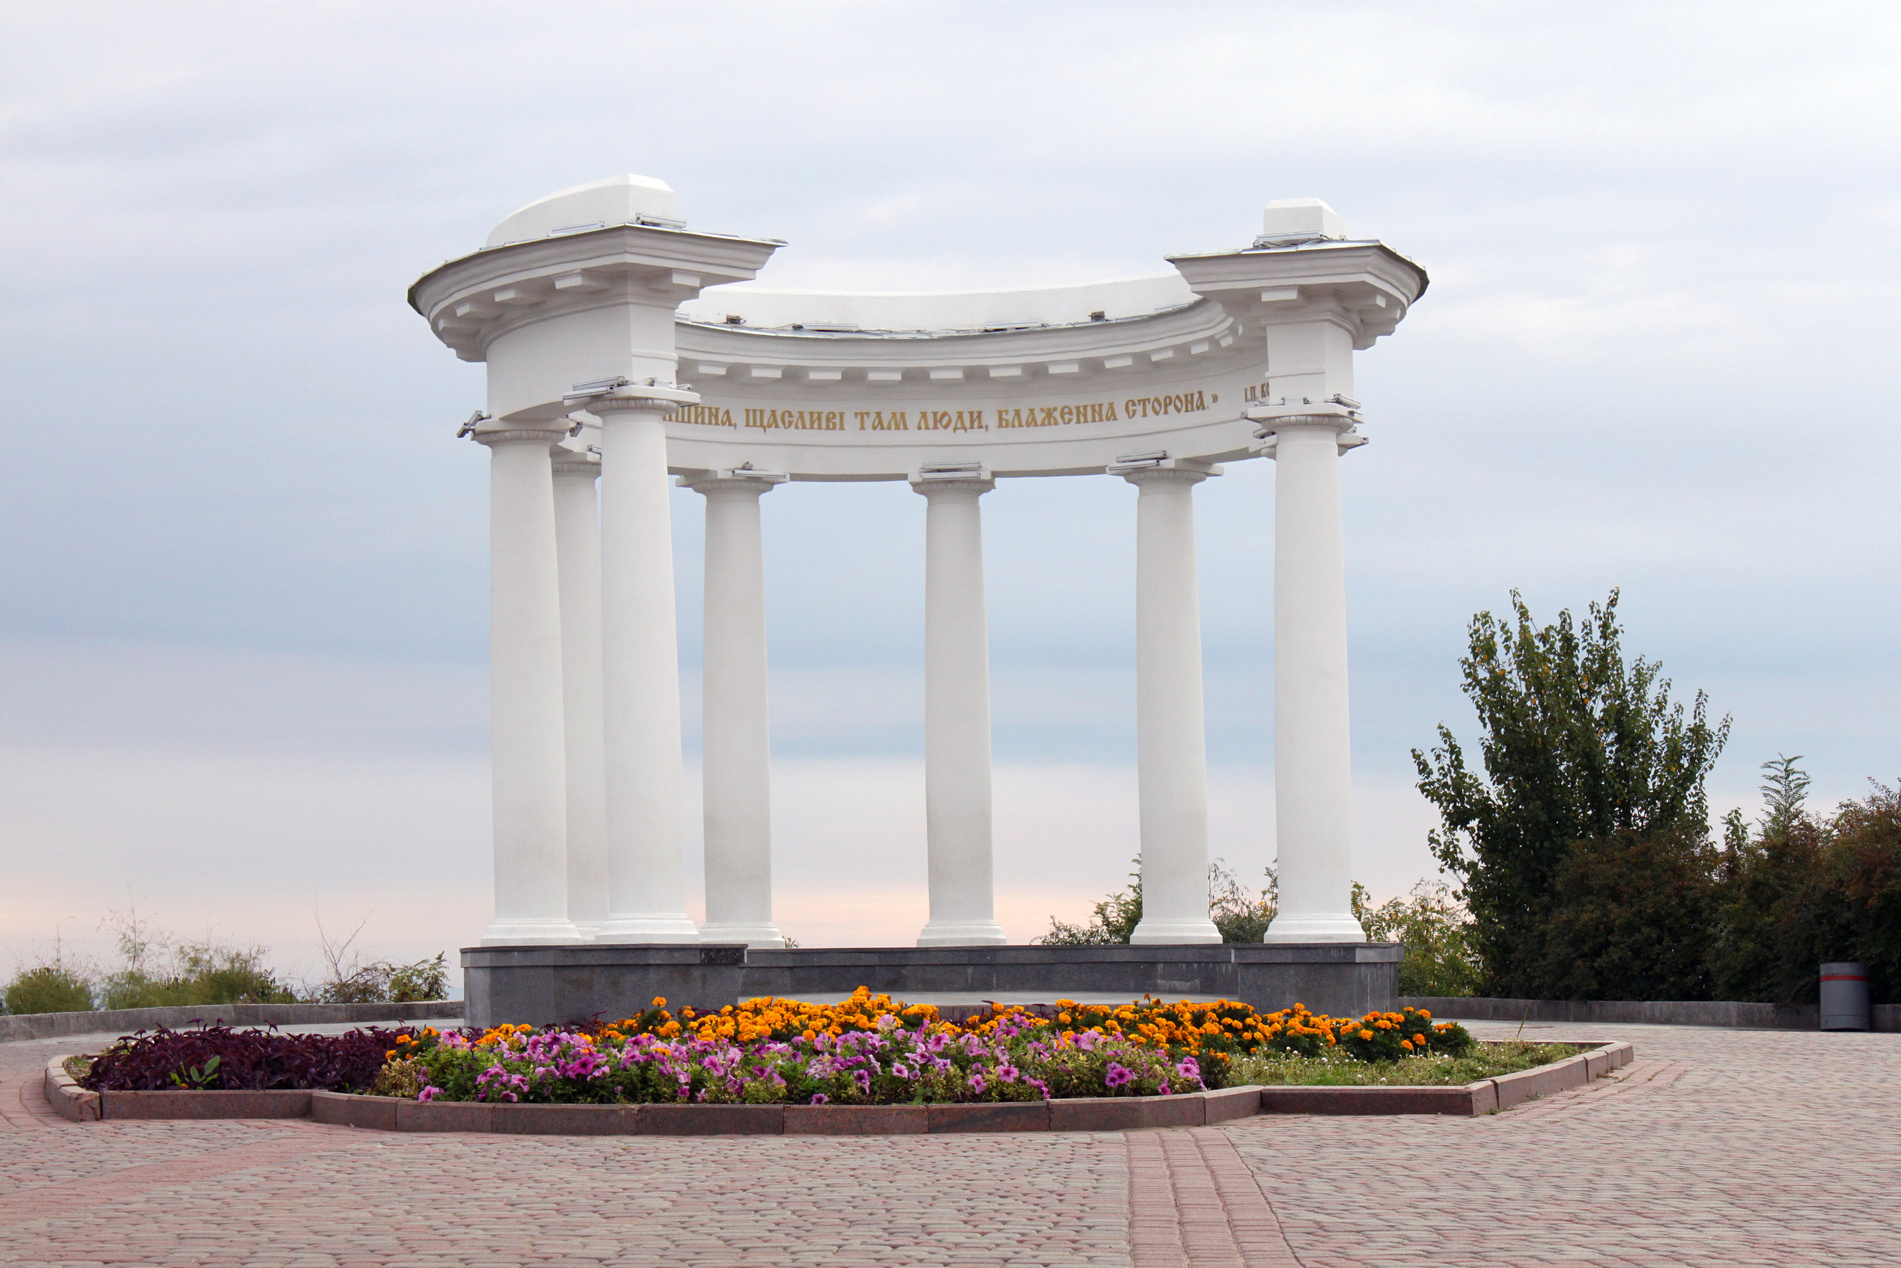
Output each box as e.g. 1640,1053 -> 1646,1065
306,1082 -> 1266,1135
46,1042 -> 1632,1129
1255,1040 -> 1633,1116
42,1059 -> 310,1123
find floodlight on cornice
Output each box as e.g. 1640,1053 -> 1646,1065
456,410 -> 489,438
1107,451 -> 1168,472
916,461 -> 987,482
563,376 -> 632,405
1250,233 -> 1348,250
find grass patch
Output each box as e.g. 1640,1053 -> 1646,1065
1230,1040 -> 1580,1087
62,1054 -> 92,1081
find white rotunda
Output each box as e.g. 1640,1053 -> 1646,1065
410,174 -> 1427,959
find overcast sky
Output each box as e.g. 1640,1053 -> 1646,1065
3,1 -> 1897,988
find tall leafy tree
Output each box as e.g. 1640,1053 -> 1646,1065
1712,758 -> 1901,1006
1413,591 -> 1729,997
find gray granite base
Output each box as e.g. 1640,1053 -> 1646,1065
461,942 -> 1401,1028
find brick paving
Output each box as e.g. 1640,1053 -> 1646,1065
1,1020 -> 1895,1266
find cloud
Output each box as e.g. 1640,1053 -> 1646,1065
1,1 -> 1898,965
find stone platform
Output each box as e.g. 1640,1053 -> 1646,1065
460,942 -> 1402,1028
7,1021 -> 1893,1265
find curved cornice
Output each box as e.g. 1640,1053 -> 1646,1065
672,296 -> 1255,395
408,206 -> 1426,481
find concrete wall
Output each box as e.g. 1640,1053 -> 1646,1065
1400,996 -> 1901,1032
0,1000 -> 464,1044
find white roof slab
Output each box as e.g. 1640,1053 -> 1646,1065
409,178 -> 1427,480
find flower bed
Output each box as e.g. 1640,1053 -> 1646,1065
366,992 -> 1473,1106
76,1023 -> 404,1093
74,991 -> 1474,1107
1233,1039 -> 1580,1087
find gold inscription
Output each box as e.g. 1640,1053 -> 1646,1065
669,390 -> 1210,435
669,404 -> 736,428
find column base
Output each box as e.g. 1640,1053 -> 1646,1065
481,917 -> 584,946
1261,912 -> 1367,944
594,913 -> 701,944
1130,917 -> 1223,945
916,919 -> 1007,947
699,921 -> 788,949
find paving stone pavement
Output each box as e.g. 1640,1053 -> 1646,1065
1,1020 -> 1895,1267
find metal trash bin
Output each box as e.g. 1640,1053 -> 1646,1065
1820,962 -> 1871,1031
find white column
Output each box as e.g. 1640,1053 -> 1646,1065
474,426 -> 581,945
552,452 -> 607,939
1125,467 -> 1222,945
686,472 -> 786,947
593,396 -> 698,943
1263,416 -> 1366,942
912,476 -> 1006,946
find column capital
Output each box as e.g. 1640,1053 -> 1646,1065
1120,462 -> 1219,489
551,453 -> 601,479
473,425 -> 570,448
1242,400 -> 1363,434
1245,402 -> 1369,458
572,383 -> 699,417
679,469 -> 788,496
909,477 -> 994,498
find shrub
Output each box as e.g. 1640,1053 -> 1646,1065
1035,861 -> 1143,944
101,940 -> 297,1009
1210,862 -> 1276,943
389,953 -> 450,1002
4,962 -> 95,1014
309,910 -> 450,1002
316,953 -> 450,1004
1356,880 -> 1483,997
96,909 -> 296,1009
1036,859 -> 1276,945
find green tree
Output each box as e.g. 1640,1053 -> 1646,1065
1709,756 -> 1824,1003
1822,781 -> 1901,1005
1536,829 -> 1717,999
1712,761 -> 1901,1006
1413,590 -> 1729,998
